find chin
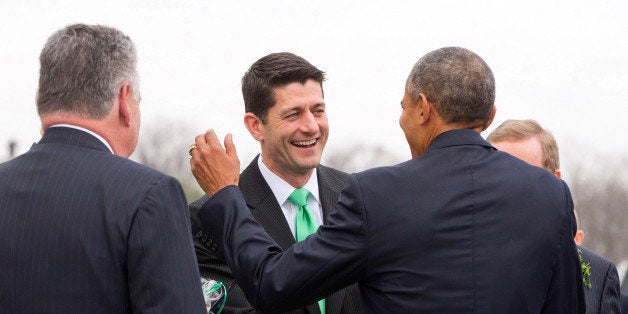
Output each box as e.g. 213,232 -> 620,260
296,159 -> 321,171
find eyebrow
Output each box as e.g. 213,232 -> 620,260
281,103 -> 326,113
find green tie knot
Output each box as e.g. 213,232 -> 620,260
288,188 -> 310,208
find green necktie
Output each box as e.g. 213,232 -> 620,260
287,188 -> 325,314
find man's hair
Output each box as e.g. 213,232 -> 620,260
37,24 -> 138,119
407,47 -> 495,127
487,119 -> 560,172
241,52 -> 325,123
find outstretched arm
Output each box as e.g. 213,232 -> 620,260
189,130 -> 367,311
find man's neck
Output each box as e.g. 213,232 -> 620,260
260,157 -> 314,188
40,113 -> 127,157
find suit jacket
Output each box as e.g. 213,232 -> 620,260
0,127 -> 205,313
189,156 -> 363,313
620,293 -> 628,314
193,129 -> 585,313
578,246 -> 621,313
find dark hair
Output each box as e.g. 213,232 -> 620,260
37,24 -> 138,119
407,47 -> 495,127
241,52 -> 325,123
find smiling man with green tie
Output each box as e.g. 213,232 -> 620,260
190,47 -> 585,313
189,52 -> 363,314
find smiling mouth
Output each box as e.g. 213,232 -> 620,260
292,139 -> 317,148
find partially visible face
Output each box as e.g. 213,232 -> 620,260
491,136 -> 544,168
399,86 -> 424,158
259,79 -> 328,179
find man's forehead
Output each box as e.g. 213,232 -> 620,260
492,136 -> 544,168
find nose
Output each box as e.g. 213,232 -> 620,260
299,111 -> 319,134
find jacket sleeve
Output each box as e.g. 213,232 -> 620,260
192,174 -> 368,312
192,229 -> 255,312
127,175 -> 206,313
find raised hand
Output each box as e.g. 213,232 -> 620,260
189,129 -> 240,196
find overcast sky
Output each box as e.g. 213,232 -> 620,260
1,1 -> 626,176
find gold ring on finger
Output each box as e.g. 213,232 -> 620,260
188,144 -> 198,156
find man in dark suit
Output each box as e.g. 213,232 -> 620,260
190,52 -> 362,313
0,24 -> 205,313
487,119 -> 621,314
189,47 -> 585,312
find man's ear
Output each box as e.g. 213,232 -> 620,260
243,112 -> 264,142
574,229 -> 585,245
480,106 -> 497,131
118,84 -> 132,127
417,93 -> 430,125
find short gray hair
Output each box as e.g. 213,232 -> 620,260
407,47 -> 495,127
37,24 -> 138,119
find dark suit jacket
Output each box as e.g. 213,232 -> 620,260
193,129 -> 585,313
189,156 -> 363,313
620,293 -> 628,314
578,246 -> 621,313
0,127 -> 205,313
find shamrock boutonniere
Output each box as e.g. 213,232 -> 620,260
578,248 -> 592,289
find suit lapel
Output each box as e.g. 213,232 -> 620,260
316,165 -> 346,223
239,156 -> 296,250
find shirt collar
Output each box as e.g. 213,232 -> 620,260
257,155 -> 320,206
50,124 -> 114,154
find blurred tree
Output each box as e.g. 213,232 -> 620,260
565,150 -> 628,266
8,140 -> 17,158
132,118 -> 203,202
323,143 -> 405,173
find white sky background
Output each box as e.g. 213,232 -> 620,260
1,1 -> 627,177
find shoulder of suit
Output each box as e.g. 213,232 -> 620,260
579,246 -> 614,268
109,155 -> 169,180
317,164 -> 348,181
94,156 -> 184,202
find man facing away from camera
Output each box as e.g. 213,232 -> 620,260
487,119 -> 621,314
190,52 -> 363,313
189,47 -> 585,313
0,24 -> 205,313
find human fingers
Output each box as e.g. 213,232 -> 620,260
203,129 -> 224,152
224,133 -> 238,159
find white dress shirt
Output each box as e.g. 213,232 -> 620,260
50,124 -> 114,154
258,155 -> 323,239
